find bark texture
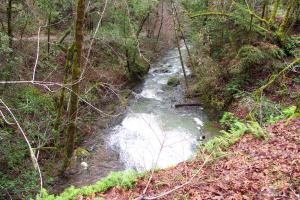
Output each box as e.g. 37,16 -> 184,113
62,0 -> 86,173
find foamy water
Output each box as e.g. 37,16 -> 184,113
110,42 -> 207,171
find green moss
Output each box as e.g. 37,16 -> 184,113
38,170 -> 142,200
167,76 -> 179,87
129,57 -> 150,81
74,147 -> 90,158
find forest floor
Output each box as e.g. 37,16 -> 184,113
77,118 -> 300,200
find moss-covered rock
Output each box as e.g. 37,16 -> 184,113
167,76 -> 179,87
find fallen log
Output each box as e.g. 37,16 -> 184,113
174,103 -> 202,108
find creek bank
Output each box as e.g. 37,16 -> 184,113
96,118 -> 300,199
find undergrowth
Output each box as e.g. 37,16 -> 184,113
38,170 -> 143,200
0,86 -> 56,199
202,102 -> 296,158
201,112 -> 266,158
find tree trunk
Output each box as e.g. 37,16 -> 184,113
136,12 -> 150,38
54,44 -> 74,139
123,8 -> 131,73
171,1 -> 189,91
260,0 -> 268,25
7,0 -> 13,50
172,1 -> 195,70
277,0 -> 297,39
125,49 -> 131,73
269,0 -> 280,23
47,12 -> 52,59
61,0 -> 86,173
286,1 -> 300,34
155,1 -> 164,49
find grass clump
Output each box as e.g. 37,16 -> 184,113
38,170 -> 142,200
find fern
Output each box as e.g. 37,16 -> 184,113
203,112 -> 266,157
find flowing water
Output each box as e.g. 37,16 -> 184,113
109,43 -> 208,171
53,43 -> 211,192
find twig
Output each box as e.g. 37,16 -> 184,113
0,110 -> 14,125
32,25 -> 44,81
83,0 -> 108,71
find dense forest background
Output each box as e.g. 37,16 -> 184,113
0,0 -> 299,199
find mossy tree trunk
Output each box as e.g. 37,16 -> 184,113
123,8 -> 131,73
269,0 -> 280,24
277,0 -> 297,39
54,44 -> 74,141
61,0 -> 86,173
286,2 -> 300,33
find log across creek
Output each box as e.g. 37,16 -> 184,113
174,103 -> 202,108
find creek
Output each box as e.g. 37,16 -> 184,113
109,42 -> 208,171
53,42 -> 212,192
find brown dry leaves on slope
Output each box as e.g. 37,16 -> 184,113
84,118 -> 300,200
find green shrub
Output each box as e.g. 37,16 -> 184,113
237,45 -> 265,65
224,79 -> 247,99
266,105 -> 296,124
285,36 -> 300,57
230,43 -> 285,76
0,86 -> 56,199
250,95 -> 296,124
16,86 -> 55,116
129,61 -> 149,81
